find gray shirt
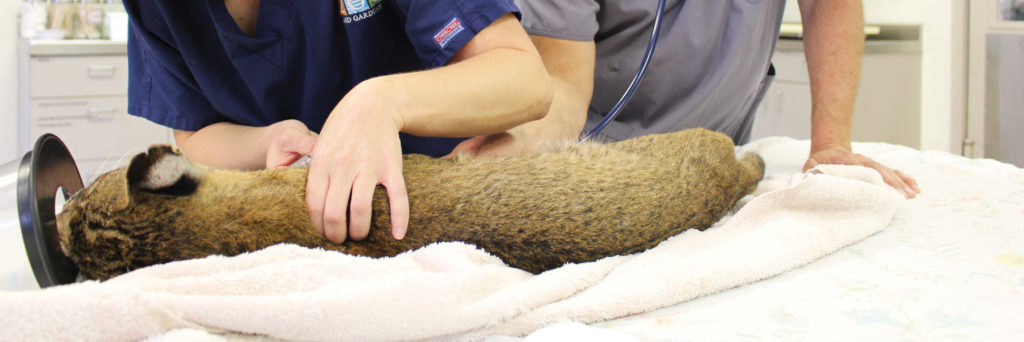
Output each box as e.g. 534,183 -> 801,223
514,0 -> 786,143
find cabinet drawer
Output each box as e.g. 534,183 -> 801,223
29,55 -> 129,98
29,97 -> 171,163
770,51 -> 809,84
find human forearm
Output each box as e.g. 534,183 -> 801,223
505,73 -> 589,142
375,15 -> 554,138
517,36 -> 595,141
799,0 -> 864,151
174,123 -> 270,170
797,0 -> 920,198
174,120 -> 313,170
303,14 -> 551,244
445,35 -> 595,157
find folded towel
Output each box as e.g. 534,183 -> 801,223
0,164 -> 904,342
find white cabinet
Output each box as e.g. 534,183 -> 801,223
751,33 -> 923,149
751,53 -> 813,141
18,40 -> 172,184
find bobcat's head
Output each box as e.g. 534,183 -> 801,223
56,146 -> 208,280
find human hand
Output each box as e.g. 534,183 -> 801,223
264,119 -> 318,169
445,120 -> 575,158
803,144 -> 920,198
446,132 -> 520,158
305,85 -> 409,243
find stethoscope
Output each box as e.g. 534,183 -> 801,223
582,0 -> 669,139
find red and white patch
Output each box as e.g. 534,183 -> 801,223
433,17 -> 465,48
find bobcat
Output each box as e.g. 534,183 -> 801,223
56,128 -> 764,280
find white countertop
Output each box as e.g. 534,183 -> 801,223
23,39 -> 127,57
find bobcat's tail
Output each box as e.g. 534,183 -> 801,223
736,152 -> 766,196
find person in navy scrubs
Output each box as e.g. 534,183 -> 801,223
123,0 -> 553,243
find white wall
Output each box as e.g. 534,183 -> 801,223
783,0 -> 958,153
917,1 -> 956,153
2,0 -> 20,163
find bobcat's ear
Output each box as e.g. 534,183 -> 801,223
125,145 -> 201,196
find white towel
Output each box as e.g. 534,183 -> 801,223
0,163 -> 904,342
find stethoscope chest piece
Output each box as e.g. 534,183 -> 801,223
17,133 -> 83,288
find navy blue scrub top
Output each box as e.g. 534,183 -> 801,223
123,0 -> 519,157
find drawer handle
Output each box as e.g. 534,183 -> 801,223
87,107 -> 117,121
87,65 -> 117,78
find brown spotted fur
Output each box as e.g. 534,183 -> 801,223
56,128 -> 764,280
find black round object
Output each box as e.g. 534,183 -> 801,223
17,133 -> 83,288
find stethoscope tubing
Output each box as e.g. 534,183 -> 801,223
582,0 -> 669,140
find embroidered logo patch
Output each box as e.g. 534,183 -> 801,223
433,17 -> 465,48
340,0 -> 382,23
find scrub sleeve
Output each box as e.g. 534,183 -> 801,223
515,0 -> 599,41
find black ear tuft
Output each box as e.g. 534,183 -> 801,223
126,145 -> 200,196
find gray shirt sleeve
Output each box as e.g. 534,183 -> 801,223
513,0 -> 600,41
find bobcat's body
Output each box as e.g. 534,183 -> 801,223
57,128 -> 764,280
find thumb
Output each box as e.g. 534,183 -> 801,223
284,130 -> 318,156
802,157 -> 819,172
268,132 -> 318,168
298,133 -> 317,156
